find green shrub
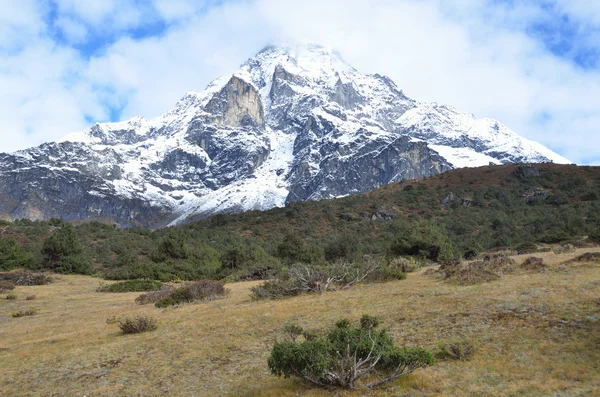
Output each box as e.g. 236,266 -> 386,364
436,339 -> 475,361
41,224 -> 93,274
390,257 -> 422,273
515,242 -> 538,255
276,234 -> 324,265
553,244 -> 576,254
118,315 -> 158,334
588,229 -> 600,244
155,287 -> 194,308
268,315 -> 434,390
540,230 -> 570,244
250,278 -> 298,300
324,235 -> 359,262
6,293 -> 17,300
364,260 -> 407,282
0,238 -> 36,271
97,279 -> 163,293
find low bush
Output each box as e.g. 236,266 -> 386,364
364,261 -> 407,282
0,270 -> 52,286
432,254 -> 516,285
6,293 -> 17,300
436,339 -> 475,361
118,315 -> 158,334
155,287 -> 194,308
268,315 -> 434,390
12,307 -> 38,317
153,280 -> 227,308
521,257 -> 545,271
97,279 -> 164,293
0,281 -> 15,292
25,295 -> 36,301
562,252 -> 600,264
515,242 -> 538,255
553,244 -> 576,254
135,285 -> 174,305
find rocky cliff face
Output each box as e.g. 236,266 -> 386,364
0,44 -> 571,227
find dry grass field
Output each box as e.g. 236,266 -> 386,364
1,248 -> 599,396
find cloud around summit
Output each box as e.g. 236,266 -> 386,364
0,0 -> 599,164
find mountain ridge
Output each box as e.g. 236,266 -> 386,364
0,44 -> 570,227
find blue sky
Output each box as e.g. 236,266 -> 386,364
1,0 -> 599,164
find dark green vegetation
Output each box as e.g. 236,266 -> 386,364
97,279 -> 164,293
0,164 -> 599,281
268,315 -> 434,390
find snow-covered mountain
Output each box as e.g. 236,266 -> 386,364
0,44 -> 570,227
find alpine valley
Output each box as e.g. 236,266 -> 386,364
0,44 -> 571,227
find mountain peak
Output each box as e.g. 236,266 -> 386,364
0,43 -> 571,227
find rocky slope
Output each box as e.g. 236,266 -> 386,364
0,44 -> 571,227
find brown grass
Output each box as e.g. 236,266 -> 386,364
0,248 -> 598,396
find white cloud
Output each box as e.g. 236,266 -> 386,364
0,0 -> 599,164
0,0 -> 45,49
54,16 -> 88,43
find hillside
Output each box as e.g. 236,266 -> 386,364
1,163 -> 599,281
1,248 -> 598,395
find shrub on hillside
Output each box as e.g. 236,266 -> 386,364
218,242 -> 281,281
268,315 -> 434,390
276,233 -> 324,265
251,261 -> 397,300
588,229 -> 600,244
0,281 -> 15,292
363,261 -> 407,282
324,235 -> 360,262
388,220 -> 459,262
388,257 -> 422,273
515,242 -> 539,255
540,230 -> 570,244
0,238 -> 36,271
97,279 -> 163,293
149,280 -> 228,308
41,224 -> 93,274
6,293 -> 17,300
0,270 -> 52,286
562,252 -> 600,264
521,257 -> 546,272
553,244 -> 576,254
135,285 -> 175,305
431,254 -> 517,285
118,315 -> 158,334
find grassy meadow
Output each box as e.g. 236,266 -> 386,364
1,248 -> 599,396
